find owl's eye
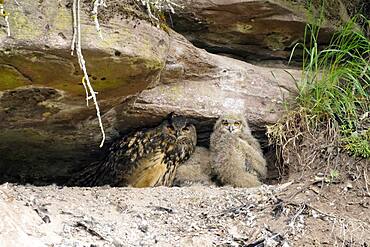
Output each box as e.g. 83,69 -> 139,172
222,120 -> 229,126
234,121 -> 241,127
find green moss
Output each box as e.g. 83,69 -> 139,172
2,51 -> 76,89
97,26 -> 136,48
53,7 -> 72,30
0,65 -> 30,90
159,22 -> 170,33
233,23 -> 253,34
85,56 -> 163,93
11,11 -> 43,39
264,33 -> 291,51
48,55 -> 165,99
1,49 -> 163,99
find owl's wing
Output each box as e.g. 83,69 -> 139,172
67,160 -> 113,187
241,140 -> 267,179
108,129 -> 164,177
126,148 -> 167,187
68,127 -> 165,187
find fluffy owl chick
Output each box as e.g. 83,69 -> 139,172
68,115 -> 197,188
174,147 -> 214,186
210,114 -> 267,187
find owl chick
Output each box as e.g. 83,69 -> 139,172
210,114 -> 267,188
69,114 -> 197,188
173,147 -> 214,186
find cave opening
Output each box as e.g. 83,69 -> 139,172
0,117 -> 281,187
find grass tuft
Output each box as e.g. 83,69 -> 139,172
269,14 -> 370,171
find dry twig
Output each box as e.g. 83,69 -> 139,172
363,168 -> 370,196
76,221 -> 106,240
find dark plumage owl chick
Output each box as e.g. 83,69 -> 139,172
210,114 -> 267,188
69,115 -> 197,188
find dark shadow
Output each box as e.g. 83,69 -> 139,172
0,117 -> 281,187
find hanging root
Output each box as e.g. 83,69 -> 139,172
142,0 -> 158,21
92,0 -> 106,39
0,0 -> 10,36
71,0 -> 106,147
136,0 -> 180,20
68,0 -> 181,147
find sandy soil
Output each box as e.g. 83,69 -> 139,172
0,174 -> 369,247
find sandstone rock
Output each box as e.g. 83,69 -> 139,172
114,31 -> 300,145
0,1 -> 169,95
0,0 -> 300,184
168,0 -> 346,61
0,0 -> 169,183
0,188 -> 45,247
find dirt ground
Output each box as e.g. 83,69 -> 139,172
0,168 -> 369,247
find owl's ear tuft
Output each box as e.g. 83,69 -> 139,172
167,112 -> 177,122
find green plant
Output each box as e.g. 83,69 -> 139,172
288,14 -> 370,158
328,169 -> 340,182
341,128 -> 370,158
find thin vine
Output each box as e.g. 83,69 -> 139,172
0,0 -> 10,36
136,0 -> 179,20
69,0 -> 179,147
71,0 -> 105,147
92,0 -> 106,39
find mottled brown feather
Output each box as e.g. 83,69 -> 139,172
68,116 -> 197,187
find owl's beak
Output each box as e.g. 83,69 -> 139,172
228,126 -> 235,133
176,130 -> 181,137
175,130 -> 185,141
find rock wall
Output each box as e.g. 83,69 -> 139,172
169,0 -> 345,61
0,0 -> 346,184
